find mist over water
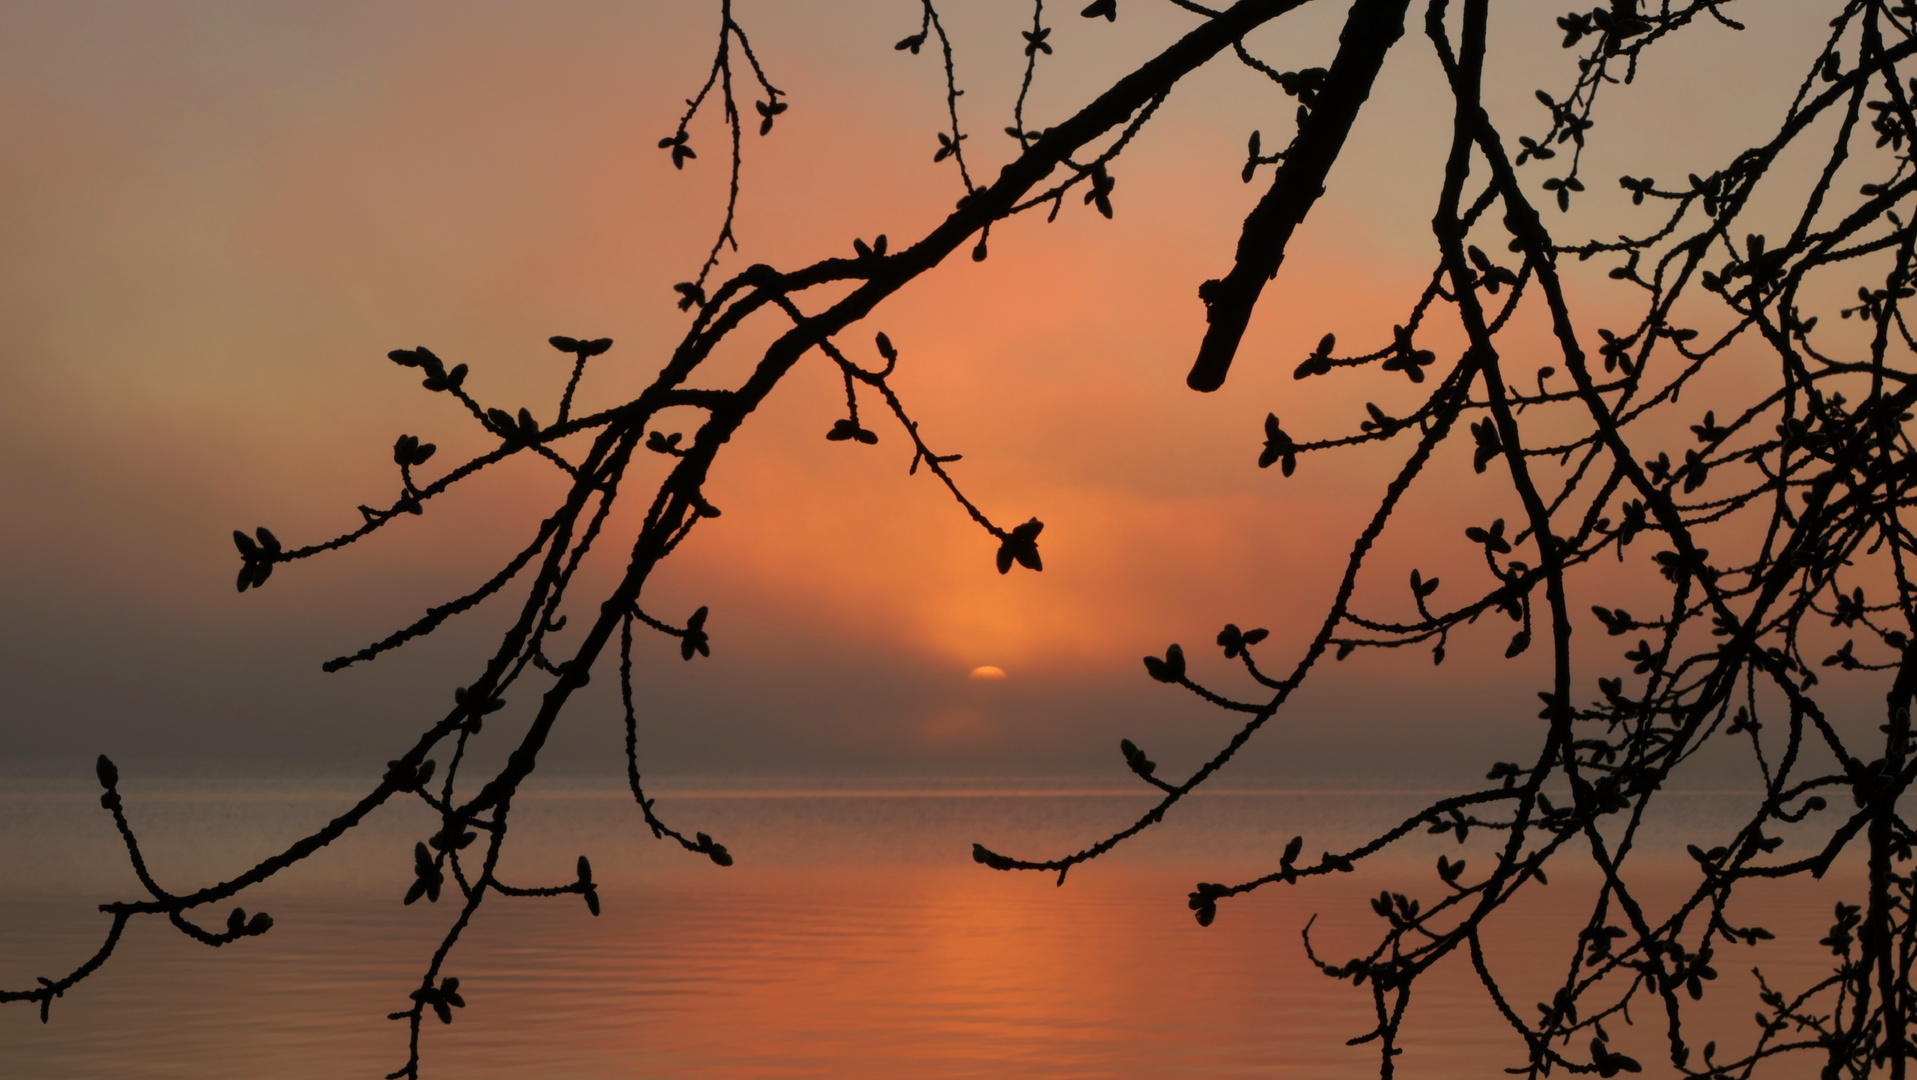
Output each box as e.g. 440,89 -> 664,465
0,778 -> 1849,1078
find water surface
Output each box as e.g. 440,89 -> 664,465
0,778 -> 1853,1078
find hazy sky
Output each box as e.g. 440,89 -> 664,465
0,0 -> 1868,783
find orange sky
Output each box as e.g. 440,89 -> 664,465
0,0 -> 1879,781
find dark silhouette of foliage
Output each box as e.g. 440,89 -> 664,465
12,0 -> 1917,1077
977,2 -> 1917,1077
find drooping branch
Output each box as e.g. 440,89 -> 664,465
1187,0 -> 1413,391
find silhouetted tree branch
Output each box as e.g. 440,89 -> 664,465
980,1 -> 1917,1076
15,1 -> 1917,1077
2,1 -> 1316,1073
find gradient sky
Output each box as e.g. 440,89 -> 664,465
0,0 -> 1869,783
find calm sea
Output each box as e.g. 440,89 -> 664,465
0,777 -> 1854,1078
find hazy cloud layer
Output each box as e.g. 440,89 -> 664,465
0,1 -> 1858,784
